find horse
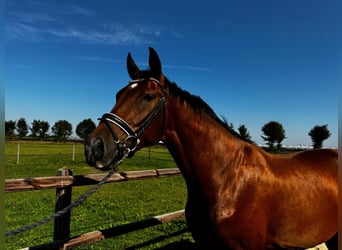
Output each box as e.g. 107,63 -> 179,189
85,47 -> 338,249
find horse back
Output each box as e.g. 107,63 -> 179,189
268,148 -> 337,178
290,148 -> 337,176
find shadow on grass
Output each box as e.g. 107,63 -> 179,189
126,228 -> 198,250
154,240 -> 198,250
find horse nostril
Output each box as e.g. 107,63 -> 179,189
85,138 -> 104,166
92,138 -> 104,159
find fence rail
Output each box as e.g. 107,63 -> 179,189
19,210 -> 185,250
6,167 -> 184,249
5,168 -> 181,192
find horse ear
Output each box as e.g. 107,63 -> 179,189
148,47 -> 162,76
127,52 -> 140,79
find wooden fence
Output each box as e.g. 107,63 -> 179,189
5,167 -> 184,250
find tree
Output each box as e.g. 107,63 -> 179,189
31,120 -> 50,139
76,119 -> 96,140
52,120 -> 72,141
5,120 -> 16,137
308,124 -> 331,149
38,121 -> 50,139
30,120 -> 39,137
238,124 -> 252,142
16,118 -> 28,139
261,121 -> 286,150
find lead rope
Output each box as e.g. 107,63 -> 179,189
5,159 -> 123,237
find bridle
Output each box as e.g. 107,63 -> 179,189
98,77 -> 166,163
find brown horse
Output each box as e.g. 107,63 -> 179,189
85,47 -> 338,249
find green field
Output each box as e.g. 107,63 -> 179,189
5,141 -> 194,250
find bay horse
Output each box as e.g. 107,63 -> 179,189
85,47 -> 338,249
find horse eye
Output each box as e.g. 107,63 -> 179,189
144,94 -> 155,102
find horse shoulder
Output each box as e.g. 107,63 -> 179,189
212,144 -> 272,217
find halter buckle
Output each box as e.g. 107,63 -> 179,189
123,135 -> 140,158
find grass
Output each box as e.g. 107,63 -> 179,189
5,142 -> 177,177
5,141 -> 195,250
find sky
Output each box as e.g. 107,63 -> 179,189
5,0 -> 339,147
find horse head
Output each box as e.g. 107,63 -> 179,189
85,47 -> 167,170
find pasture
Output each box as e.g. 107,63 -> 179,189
5,142 -> 330,250
5,142 -> 193,250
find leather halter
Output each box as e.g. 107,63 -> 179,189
99,78 -> 166,160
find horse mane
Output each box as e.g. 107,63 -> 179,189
135,69 -> 250,142
165,77 -> 250,142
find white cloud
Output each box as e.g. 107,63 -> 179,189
46,27 -> 151,46
184,66 -> 213,72
172,32 -> 184,38
163,64 -> 213,72
6,19 -> 155,46
138,25 -> 162,37
77,56 -> 118,63
6,22 -> 43,41
6,6 -> 180,46
67,5 -> 96,16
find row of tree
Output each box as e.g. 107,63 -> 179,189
5,118 -> 96,142
5,118 -> 331,149
214,119 -> 330,150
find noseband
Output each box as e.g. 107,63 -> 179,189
99,78 -> 166,161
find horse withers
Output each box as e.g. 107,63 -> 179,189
85,47 -> 338,249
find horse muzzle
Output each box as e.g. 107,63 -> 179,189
85,136 -> 119,170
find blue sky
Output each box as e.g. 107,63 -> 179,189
5,0 -> 339,147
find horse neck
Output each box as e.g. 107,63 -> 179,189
162,96 -> 244,194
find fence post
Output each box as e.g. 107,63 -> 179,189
54,167 -> 73,242
72,144 -> 75,161
16,143 -> 20,164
